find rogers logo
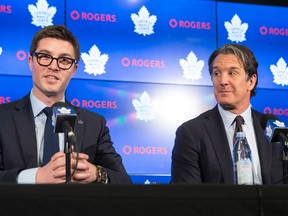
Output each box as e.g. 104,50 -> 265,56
70,98 -> 117,109
121,57 -> 165,68
0,5 -> 12,13
123,145 -> 168,155
70,10 -> 116,22
260,26 -> 288,36
264,107 -> 288,116
169,18 -> 211,30
0,96 -> 11,104
16,50 -> 28,61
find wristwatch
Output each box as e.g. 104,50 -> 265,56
95,165 -> 108,184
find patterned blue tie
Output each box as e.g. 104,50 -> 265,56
42,107 -> 59,166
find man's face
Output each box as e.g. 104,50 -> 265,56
211,54 -> 256,113
28,37 -> 77,101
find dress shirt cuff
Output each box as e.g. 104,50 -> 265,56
17,168 -> 38,184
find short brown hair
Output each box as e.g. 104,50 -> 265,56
29,25 -> 80,62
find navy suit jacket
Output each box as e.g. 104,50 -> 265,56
0,93 -> 131,184
171,106 -> 283,184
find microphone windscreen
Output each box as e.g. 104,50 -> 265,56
51,102 -> 77,133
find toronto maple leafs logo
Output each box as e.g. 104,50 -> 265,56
58,107 -> 72,114
81,45 -> 109,76
265,124 -> 273,138
144,180 -> 151,184
131,6 -> 157,36
28,0 -> 57,28
224,14 -> 248,43
270,57 -> 288,86
179,51 -> 204,81
132,91 -> 158,122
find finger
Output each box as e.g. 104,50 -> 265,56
50,155 -> 67,171
72,171 -> 91,181
52,166 -> 68,179
51,151 -> 65,162
71,160 -> 89,171
71,152 -> 89,160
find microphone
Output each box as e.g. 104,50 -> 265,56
261,114 -> 288,184
260,114 -> 288,144
51,102 -> 77,143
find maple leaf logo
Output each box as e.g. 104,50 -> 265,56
81,45 -> 109,76
179,51 -> 204,81
131,6 -> 157,36
28,0 -> 57,28
57,107 -> 72,114
224,14 -> 248,43
265,124 -> 273,138
0,47 -> 2,55
144,180 -> 151,184
132,91 -> 158,122
270,57 -> 288,86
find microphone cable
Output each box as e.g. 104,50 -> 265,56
65,138 -> 79,184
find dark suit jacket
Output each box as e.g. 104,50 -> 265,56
171,105 -> 283,184
0,93 -> 131,184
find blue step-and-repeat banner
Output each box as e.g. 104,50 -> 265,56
1,0 -> 288,184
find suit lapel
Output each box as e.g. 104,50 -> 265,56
13,94 -> 38,167
204,107 -> 234,183
252,111 -> 271,184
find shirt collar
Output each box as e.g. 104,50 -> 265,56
29,91 -> 65,117
218,104 -> 252,130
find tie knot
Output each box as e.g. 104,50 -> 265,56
234,115 -> 244,132
235,115 -> 244,124
43,107 -> 52,117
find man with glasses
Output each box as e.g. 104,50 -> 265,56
30,52 -> 77,70
0,25 -> 131,184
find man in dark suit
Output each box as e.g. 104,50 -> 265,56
0,25 -> 131,184
171,44 -> 283,184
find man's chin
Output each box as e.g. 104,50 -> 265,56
219,103 -> 236,111
45,90 -> 58,97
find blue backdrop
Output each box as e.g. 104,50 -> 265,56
1,0 -> 288,184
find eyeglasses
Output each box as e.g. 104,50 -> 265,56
31,52 -> 77,70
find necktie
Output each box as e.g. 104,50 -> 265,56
233,115 -> 244,144
42,107 -> 59,166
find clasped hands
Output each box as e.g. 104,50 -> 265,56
36,151 -> 97,184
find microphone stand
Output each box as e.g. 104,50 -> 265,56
64,129 -> 72,183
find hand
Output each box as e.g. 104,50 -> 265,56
36,151 -> 98,184
70,152 -> 97,183
36,152 -> 68,184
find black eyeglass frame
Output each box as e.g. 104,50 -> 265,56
31,52 -> 78,70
